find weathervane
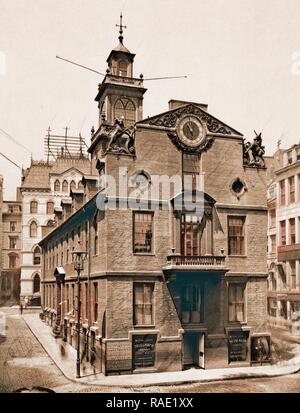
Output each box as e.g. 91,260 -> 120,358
116,13 -> 127,44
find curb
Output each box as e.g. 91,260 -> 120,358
22,315 -> 300,389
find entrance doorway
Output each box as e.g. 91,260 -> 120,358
183,332 -> 205,369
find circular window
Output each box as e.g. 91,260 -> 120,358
231,178 -> 246,198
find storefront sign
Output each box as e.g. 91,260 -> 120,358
228,331 -> 248,362
132,334 -> 157,369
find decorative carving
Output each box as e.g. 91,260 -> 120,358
243,132 -> 265,167
168,130 -> 214,154
105,119 -> 136,155
144,104 -> 238,136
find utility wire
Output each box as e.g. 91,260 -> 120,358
0,127 -> 32,154
0,151 -> 22,169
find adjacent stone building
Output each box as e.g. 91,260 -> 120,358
0,176 -> 22,305
39,24 -> 270,375
267,144 -> 300,325
20,154 -> 91,306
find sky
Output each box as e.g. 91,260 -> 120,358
1,0 -> 300,199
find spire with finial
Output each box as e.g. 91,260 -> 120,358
116,12 -> 127,45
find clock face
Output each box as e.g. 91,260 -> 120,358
177,115 -> 205,147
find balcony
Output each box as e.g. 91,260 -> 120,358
164,254 -> 227,272
278,243 -> 300,261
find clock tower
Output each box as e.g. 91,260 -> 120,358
95,14 -> 147,128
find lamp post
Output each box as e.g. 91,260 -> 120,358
72,241 -> 87,378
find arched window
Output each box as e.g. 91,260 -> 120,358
118,60 -> 128,77
54,179 -> 60,192
62,180 -> 68,192
30,201 -> 38,214
70,180 -> 76,191
33,246 -> 41,265
47,201 -> 54,214
114,98 -> 136,128
30,221 -> 38,238
78,180 -> 84,190
33,274 -> 40,294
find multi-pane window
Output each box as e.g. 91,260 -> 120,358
228,283 -> 246,323
47,201 -> 54,214
280,221 -> 286,246
228,217 -> 245,255
280,180 -> 285,206
181,214 -> 212,256
33,274 -> 40,293
10,221 -> 16,232
33,246 -> 41,265
182,153 -> 201,191
289,218 -> 295,244
289,176 -> 295,203
62,180 -> 68,192
54,180 -> 60,192
133,283 -> 154,325
9,237 -> 17,249
70,180 -> 76,191
30,221 -> 38,238
114,98 -> 136,128
133,212 -> 153,253
290,261 -> 296,290
270,235 -> 276,254
269,209 -> 276,228
118,60 -> 128,76
93,283 -> 98,323
181,284 -> 204,324
9,254 -> 17,269
30,201 -> 38,214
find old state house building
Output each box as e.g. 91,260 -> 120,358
39,26 -> 270,375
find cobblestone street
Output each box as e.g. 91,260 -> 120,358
0,308 -> 300,393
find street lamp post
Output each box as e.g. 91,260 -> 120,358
72,241 -> 87,379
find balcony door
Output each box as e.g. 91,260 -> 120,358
180,213 -> 213,256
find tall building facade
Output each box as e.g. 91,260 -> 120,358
0,176 -> 22,305
267,145 -> 300,324
20,155 -> 91,306
40,24 -> 270,375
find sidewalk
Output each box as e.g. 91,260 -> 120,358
22,313 -> 300,388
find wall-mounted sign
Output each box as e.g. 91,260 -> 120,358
228,331 -> 248,363
132,334 -> 157,369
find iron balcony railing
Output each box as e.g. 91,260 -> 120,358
166,255 -> 226,267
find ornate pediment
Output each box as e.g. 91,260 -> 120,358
138,104 -> 242,137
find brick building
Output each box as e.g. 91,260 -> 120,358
0,176 -> 22,305
39,24 -> 270,375
267,145 -> 300,325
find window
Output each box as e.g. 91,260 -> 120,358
10,221 -> 16,232
114,98 -> 136,128
30,201 -> 38,214
269,209 -> 276,228
47,201 -> 54,214
133,283 -> 154,325
181,284 -> 204,324
289,218 -> 295,244
62,180 -> 68,192
118,60 -> 128,76
30,221 -> 38,238
228,283 -> 245,323
33,246 -> 41,265
280,221 -> 286,246
9,237 -> 17,249
133,212 -> 153,253
70,180 -> 76,191
85,283 -> 88,320
66,285 -> 69,313
181,214 -> 212,256
290,261 -> 296,290
54,180 -> 60,192
280,180 -> 285,206
9,254 -> 17,269
78,180 -> 84,190
289,177 -> 295,203
71,284 -> 75,315
33,274 -> 40,293
93,283 -> 98,323
270,235 -> 276,254
228,217 -> 245,255
182,153 -> 201,191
